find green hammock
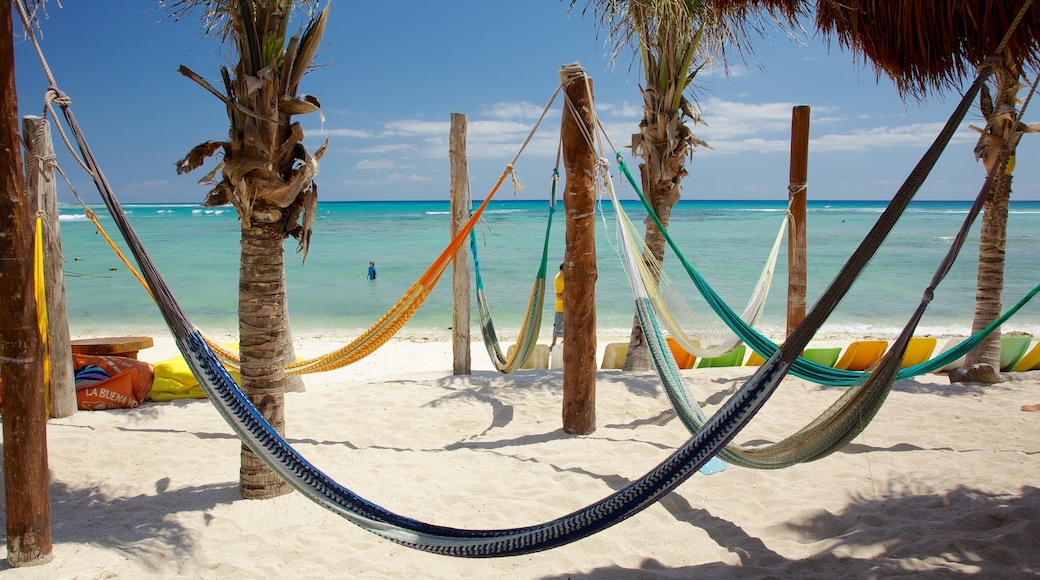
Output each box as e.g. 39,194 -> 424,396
604,127 -> 1036,469
472,170 -> 557,374
614,155 -> 1034,386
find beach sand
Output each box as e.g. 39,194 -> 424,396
2,332 -> 1039,578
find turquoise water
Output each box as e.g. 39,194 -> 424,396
56,198 -> 1040,341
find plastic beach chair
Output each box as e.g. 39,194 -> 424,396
803,347 -> 842,367
745,345 -> 838,368
1012,341 -> 1040,372
935,337 -> 968,373
833,340 -> 888,371
507,344 -> 550,369
601,343 -> 628,369
1000,335 -> 1033,371
666,337 -> 697,369
696,345 -> 747,368
900,337 -> 937,369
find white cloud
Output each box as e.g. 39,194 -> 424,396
599,100 -> 643,118
355,159 -> 401,170
352,143 -> 414,154
384,172 -> 433,183
383,119 -> 450,136
481,101 -> 553,119
311,128 -> 372,138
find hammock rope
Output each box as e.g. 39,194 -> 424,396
610,189 -> 790,359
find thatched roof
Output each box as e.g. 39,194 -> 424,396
815,0 -> 1040,96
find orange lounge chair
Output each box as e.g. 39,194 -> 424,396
900,337 -> 937,369
833,340 -> 888,371
666,337 -> 697,370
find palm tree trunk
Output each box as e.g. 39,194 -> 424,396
965,172 -> 1011,369
238,225 -> 291,499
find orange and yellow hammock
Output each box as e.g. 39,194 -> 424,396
85,165 -> 517,375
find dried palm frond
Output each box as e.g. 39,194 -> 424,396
816,0 -> 1040,98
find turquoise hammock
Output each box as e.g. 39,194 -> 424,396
471,170 -> 557,374
604,157 -> 1040,469
614,155 -> 1035,386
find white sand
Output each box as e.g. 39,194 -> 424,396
3,332 -> 1039,578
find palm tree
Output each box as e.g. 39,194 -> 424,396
167,0 -> 329,498
573,0 -> 799,370
815,0 -> 1040,381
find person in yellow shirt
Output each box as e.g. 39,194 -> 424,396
550,263 -> 564,350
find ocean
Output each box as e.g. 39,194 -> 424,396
55,197 -> 1040,342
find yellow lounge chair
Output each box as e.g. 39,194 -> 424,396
506,344 -> 550,369
1012,341 -> 1040,372
744,349 -> 765,366
1000,335 -> 1032,371
833,340 -> 888,371
666,337 -> 697,370
900,337 -> 937,369
697,345 -> 747,369
601,342 -> 628,369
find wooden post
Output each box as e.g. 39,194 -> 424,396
559,63 -> 597,435
23,116 -> 76,418
786,106 -> 809,339
449,113 -> 471,375
1,0 -> 54,566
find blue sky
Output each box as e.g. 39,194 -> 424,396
13,0 -> 1040,204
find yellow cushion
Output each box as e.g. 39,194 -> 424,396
148,343 -> 241,401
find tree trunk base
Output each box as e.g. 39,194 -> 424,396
240,446 -> 291,499
239,477 -> 292,500
948,363 -> 1002,385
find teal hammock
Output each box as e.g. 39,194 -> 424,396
621,211 -> 1040,467
614,155 -> 1037,386
471,170 -> 557,374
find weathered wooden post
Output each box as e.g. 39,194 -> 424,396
23,115 -> 76,417
1,0 -> 53,566
786,105 -> 810,338
449,113 -> 472,375
559,63 -> 597,435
